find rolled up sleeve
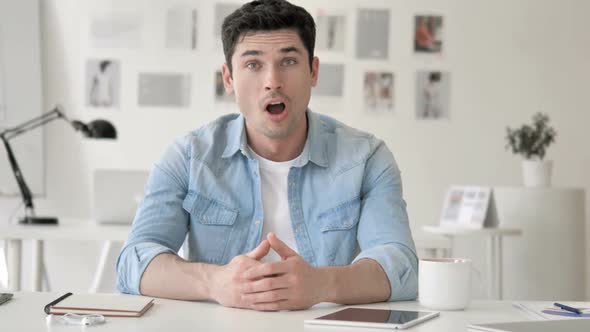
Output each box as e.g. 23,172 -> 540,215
352,140 -> 418,302
116,136 -> 190,294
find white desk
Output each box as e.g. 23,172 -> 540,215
422,226 -> 522,300
1,292 -> 542,332
0,219 -> 129,292
1,220 -> 449,293
412,230 -> 453,258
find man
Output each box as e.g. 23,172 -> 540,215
116,0 -> 417,311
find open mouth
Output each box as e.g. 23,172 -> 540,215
266,101 -> 286,115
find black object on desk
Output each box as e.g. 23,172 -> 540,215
44,292 -> 73,314
0,293 -> 13,305
554,302 -> 582,315
0,105 -> 116,225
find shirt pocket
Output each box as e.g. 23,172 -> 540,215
182,192 -> 238,264
317,197 -> 361,264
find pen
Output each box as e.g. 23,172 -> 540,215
554,302 -> 582,315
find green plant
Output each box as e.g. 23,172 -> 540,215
505,113 -> 556,160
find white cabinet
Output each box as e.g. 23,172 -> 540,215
493,187 -> 586,300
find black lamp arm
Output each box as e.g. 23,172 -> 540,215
0,106 -> 68,218
0,135 -> 35,213
2,107 -> 66,140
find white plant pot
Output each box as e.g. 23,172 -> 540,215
522,160 -> 553,187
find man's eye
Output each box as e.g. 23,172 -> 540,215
283,59 -> 297,66
246,62 -> 258,69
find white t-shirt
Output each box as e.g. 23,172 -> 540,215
248,146 -> 304,262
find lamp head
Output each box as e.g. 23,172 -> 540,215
71,119 -> 116,139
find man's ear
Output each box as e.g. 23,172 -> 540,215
221,63 -> 234,95
311,56 -> 319,87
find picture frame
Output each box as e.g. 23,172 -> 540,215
439,186 -> 495,228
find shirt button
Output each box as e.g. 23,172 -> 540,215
255,220 -> 261,225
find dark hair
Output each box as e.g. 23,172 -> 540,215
221,0 -> 316,73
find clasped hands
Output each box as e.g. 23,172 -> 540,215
210,232 -> 328,311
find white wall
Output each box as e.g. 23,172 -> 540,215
1,0 -> 588,298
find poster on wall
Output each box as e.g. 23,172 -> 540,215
414,15 -> 443,54
214,71 -> 233,103
85,59 -> 121,108
138,73 -> 191,107
315,11 -> 346,53
416,71 -> 450,119
363,71 -> 394,112
166,5 -> 197,50
356,9 -> 390,59
89,11 -> 143,48
313,63 -> 344,97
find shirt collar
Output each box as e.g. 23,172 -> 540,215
221,114 -> 248,159
221,110 -> 329,168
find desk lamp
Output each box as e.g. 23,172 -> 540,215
0,105 -> 116,224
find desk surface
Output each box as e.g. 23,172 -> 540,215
1,292 -> 530,332
0,220 -> 446,250
0,219 -> 130,241
423,226 -> 523,237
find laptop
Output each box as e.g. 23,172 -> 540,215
92,169 -> 150,224
467,319 -> 590,332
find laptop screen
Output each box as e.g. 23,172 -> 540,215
92,169 -> 150,224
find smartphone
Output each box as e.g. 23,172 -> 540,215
0,293 -> 13,305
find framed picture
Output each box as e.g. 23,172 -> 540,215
86,59 -> 120,108
315,11 -> 347,53
414,15 -> 443,54
363,71 -> 394,112
440,186 -> 492,228
416,71 -> 450,119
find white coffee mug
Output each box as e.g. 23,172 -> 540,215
418,258 -> 472,310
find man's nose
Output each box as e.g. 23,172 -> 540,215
264,67 -> 282,91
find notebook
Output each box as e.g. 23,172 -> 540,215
467,319 -> 590,332
44,293 -> 154,317
93,169 -> 150,224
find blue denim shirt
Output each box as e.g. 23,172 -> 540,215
116,110 -> 418,301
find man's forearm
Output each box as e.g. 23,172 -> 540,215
139,253 -> 220,301
319,258 -> 390,304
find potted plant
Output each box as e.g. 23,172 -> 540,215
505,113 -> 557,187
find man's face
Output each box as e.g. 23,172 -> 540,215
222,29 -> 319,141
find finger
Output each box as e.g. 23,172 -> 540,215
251,300 -> 289,312
241,261 -> 290,280
241,275 -> 290,294
267,233 -> 298,260
245,239 -> 270,260
243,289 -> 291,306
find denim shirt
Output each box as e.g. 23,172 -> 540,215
116,110 -> 418,301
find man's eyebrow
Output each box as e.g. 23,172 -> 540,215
240,46 -> 301,57
240,50 -> 263,57
280,46 -> 301,54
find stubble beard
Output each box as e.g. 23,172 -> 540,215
258,114 -> 298,140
